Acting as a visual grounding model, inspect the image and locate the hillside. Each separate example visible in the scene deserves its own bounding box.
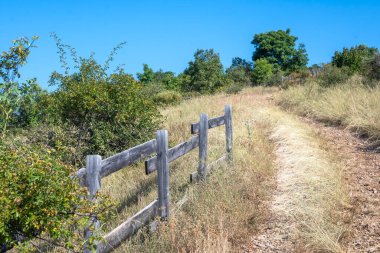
[94,87,379,252]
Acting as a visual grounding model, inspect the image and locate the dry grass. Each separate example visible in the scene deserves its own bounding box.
[255,107,350,252]
[44,86,352,252]
[99,88,277,252]
[279,76,380,142]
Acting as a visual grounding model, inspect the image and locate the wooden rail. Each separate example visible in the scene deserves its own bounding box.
[76,105,233,253]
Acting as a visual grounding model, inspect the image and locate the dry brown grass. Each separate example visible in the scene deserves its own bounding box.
[45,86,352,252]
[256,107,350,252]
[279,76,380,142]
[99,88,277,252]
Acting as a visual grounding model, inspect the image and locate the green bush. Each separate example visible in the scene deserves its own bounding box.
[266,70,284,87]
[47,34,163,159]
[252,59,274,85]
[0,143,88,251]
[332,44,378,74]
[153,90,182,105]
[140,82,166,97]
[50,68,161,158]
[318,65,351,87]
[365,54,380,81]
[225,82,244,94]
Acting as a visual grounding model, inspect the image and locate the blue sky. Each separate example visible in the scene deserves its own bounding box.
[1,0,379,90]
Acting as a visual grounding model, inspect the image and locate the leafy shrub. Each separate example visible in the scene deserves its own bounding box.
[153,90,182,105]
[317,65,351,87]
[365,54,380,81]
[0,37,42,138]
[48,37,162,158]
[266,70,284,87]
[252,58,274,85]
[50,68,161,157]
[0,142,101,251]
[225,82,244,94]
[140,82,165,97]
[281,69,311,88]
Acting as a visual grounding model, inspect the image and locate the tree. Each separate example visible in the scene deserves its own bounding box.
[0,36,43,138]
[332,44,378,74]
[226,57,253,85]
[137,64,154,84]
[182,49,224,93]
[251,29,308,72]
[252,59,274,85]
[153,70,180,90]
[230,57,253,72]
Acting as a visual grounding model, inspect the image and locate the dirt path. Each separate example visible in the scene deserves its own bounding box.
[242,103,380,252]
[303,118,380,253]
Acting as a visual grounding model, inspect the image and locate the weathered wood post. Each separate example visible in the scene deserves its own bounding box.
[84,155,102,253]
[224,105,233,163]
[156,130,170,219]
[198,113,208,180]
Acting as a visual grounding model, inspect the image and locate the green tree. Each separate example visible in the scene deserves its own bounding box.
[182,49,225,93]
[252,58,274,85]
[332,44,378,74]
[137,63,154,84]
[226,57,253,85]
[0,36,43,138]
[153,70,180,90]
[251,29,308,72]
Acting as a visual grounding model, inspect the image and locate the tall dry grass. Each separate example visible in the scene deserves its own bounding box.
[99,88,277,252]
[279,76,380,142]
[255,107,350,252]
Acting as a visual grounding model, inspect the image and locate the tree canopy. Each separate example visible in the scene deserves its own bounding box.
[332,44,379,74]
[251,29,308,72]
[182,49,224,93]
[252,58,274,84]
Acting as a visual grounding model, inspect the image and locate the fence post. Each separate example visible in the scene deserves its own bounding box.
[157,130,170,219]
[84,155,102,253]
[198,113,208,181]
[224,105,233,163]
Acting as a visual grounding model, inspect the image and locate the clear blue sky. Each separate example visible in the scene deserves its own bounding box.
[1,0,379,90]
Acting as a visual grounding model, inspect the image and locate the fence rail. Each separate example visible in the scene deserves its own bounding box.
[76,104,233,253]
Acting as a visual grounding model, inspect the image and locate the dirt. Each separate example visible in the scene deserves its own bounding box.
[242,103,380,252]
[304,118,380,253]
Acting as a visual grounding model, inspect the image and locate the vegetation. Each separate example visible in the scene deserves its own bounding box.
[1,26,379,252]
[0,37,43,138]
[258,107,349,252]
[225,57,253,86]
[0,143,103,252]
[101,89,276,252]
[279,76,380,142]
[182,49,225,93]
[332,44,378,74]
[0,36,158,251]
[251,29,308,73]
[252,58,274,85]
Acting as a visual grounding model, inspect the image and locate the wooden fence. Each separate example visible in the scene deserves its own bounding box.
[75,105,233,253]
